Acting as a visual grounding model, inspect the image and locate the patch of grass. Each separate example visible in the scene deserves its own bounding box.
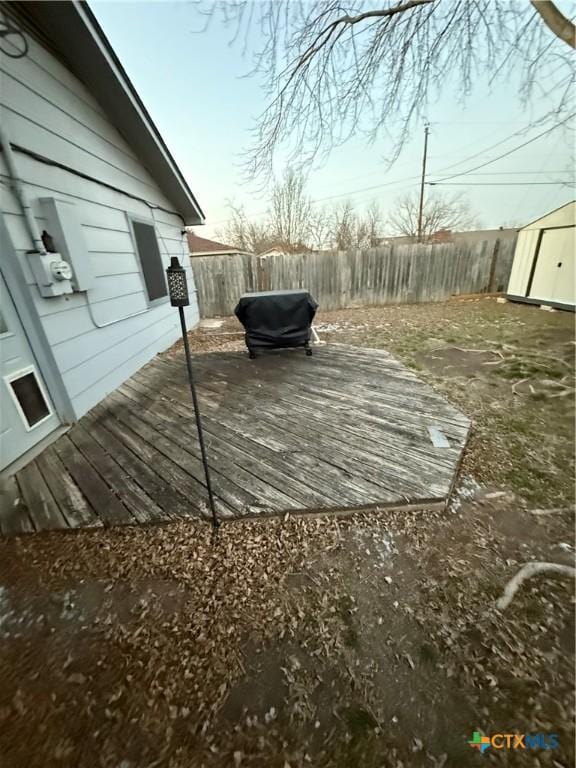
[329,704,381,768]
[529,392,548,402]
[338,595,359,649]
[419,641,438,663]
[342,625,359,649]
[505,418,530,435]
[492,360,566,380]
[318,299,575,509]
[342,705,378,737]
[485,403,574,506]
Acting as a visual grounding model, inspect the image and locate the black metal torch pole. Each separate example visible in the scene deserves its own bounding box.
[166,256,219,529]
[178,306,219,528]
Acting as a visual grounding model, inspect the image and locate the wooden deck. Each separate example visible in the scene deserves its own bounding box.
[0,344,470,535]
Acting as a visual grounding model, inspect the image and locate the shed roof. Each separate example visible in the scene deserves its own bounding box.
[7,1,204,225]
[520,200,576,231]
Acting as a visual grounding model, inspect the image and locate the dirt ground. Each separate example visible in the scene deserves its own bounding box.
[1,297,574,767]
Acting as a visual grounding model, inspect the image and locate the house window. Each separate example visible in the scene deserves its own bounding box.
[129,216,168,305]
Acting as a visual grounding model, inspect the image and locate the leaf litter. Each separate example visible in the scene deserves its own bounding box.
[0,297,574,767]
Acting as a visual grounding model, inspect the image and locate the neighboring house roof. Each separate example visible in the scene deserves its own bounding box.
[379,227,518,246]
[257,243,314,256]
[10,1,204,225]
[257,247,286,257]
[377,235,417,245]
[187,232,246,257]
[450,228,518,244]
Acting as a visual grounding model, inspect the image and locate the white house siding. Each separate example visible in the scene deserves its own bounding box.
[0,27,199,420]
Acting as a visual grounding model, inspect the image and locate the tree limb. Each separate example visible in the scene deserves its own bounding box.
[530,1,576,48]
[321,0,436,28]
[289,0,435,87]
[496,562,576,611]
[203,0,575,179]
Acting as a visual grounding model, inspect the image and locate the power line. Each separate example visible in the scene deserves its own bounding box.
[430,114,576,183]
[267,110,572,193]
[208,174,422,225]
[428,181,572,187]
[208,123,538,225]
[455,170,573,176]
[310,175,421,203]
[426,120,551,175]
[208,116,575,227]
[510,142,559,221]
[298,128,527,189]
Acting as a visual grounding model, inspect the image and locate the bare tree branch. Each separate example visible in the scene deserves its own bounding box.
[531,0,576,48]
[218,169,314,252]
[197,1,575,181]
[270,168,313,249]
[496,561,576,611]
[388,191,478,239]
[218,171,384,252]
[329,199,383,248]
[216,202,273,253]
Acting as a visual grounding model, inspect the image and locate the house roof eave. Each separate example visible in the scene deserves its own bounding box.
[10,1,205,225]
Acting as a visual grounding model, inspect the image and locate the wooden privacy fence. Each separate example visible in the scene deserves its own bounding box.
[191,238,516,318]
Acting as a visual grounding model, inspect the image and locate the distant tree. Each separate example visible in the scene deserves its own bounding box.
[388,192,478,240]
[199,1,575,179]
[217,202,273,253]
[269,169,313,249]
[330,200,356,250]
[308,206,332,250]
[363,201,383,247]
[329,199,383,249]
[219,170,313,253]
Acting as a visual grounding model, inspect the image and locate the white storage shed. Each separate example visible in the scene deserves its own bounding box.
[506,201,575,310]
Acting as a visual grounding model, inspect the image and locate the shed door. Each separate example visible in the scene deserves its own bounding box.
[529,226,575,305]
[548,227,574,305]
[0,270,61,472]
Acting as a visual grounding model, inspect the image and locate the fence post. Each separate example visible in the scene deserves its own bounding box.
[257,256,266,292]
[487,238,501,293]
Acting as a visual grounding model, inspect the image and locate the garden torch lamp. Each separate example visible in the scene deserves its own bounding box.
[166,257,219,528]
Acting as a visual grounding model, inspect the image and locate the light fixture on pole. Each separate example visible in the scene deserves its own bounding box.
[166,256,219,528]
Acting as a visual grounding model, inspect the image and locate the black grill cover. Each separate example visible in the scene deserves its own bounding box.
[234,290,318,348]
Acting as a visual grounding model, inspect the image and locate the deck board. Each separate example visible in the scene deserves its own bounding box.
[35,448,101,529]
[0,475,35,535]
[16,461,68,531]
[121,375,346,509]
[67,425,166,525]
[2,344,471,534]
[53,435,133,527]
[86,406,194,519]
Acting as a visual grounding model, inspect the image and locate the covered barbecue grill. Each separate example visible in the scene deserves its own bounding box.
[234,289,318,358]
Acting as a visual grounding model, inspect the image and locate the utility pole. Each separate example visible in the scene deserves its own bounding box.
[417,123,430,244]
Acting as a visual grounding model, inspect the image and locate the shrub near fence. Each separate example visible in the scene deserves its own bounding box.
[190,238,516,318]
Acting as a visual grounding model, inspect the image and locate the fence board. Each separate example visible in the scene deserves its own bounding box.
[191,238,516,318]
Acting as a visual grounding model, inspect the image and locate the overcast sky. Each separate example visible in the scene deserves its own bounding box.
[91,1,575,237]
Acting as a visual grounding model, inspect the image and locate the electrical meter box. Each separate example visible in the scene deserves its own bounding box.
[39,197,94,291]
[27,250,74,297]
